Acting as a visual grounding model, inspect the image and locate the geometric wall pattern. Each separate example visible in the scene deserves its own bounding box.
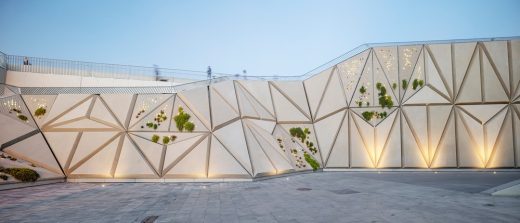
[1,39,519,181]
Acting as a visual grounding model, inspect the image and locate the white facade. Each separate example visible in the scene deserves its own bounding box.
[1,38,519,182]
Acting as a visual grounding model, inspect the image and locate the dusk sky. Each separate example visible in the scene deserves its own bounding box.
[1,0,519,76]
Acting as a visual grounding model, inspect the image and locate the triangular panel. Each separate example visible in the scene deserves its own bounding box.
[304,67,333,118]
[131,96,173,131]
[270,81,311,117]
[4,133,63,175]
[100,94,134,127]
[208,135,250,178]
[130,134,164,173]
[165,136,208,178]
[315,69,347,120]
[69,137,119,177]
[314,110,345,163]
[213,120,252,174]
[453,42,478,94]
[270,84,310,122]
[210,87,239,128]
[129,94,171,127]
[43,132,79,168]
[90,97,122,128]
[171,95,209,132]
[178,86,211,129]
[114,135,157,177]
[22,95,58,127]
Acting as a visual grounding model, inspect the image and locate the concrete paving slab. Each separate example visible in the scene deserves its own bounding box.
[0,172,519,222]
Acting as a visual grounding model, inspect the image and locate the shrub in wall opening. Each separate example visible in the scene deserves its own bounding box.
[412,78,424,90]
[402,80,408,89]
[162,135,177,145]
[359,86,367,94]
[174,106,195,132]
[183,121,195,132]
[34,106,46,118]
[17,114,28,122]
[0,168,40,182]
[151,134,160,143]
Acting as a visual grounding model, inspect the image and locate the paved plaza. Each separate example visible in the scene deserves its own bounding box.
[1,171,520,223]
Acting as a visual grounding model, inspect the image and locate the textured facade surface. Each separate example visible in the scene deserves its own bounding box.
[1,39,519,181]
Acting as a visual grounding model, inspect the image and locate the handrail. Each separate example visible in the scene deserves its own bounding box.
[2,36,519,89]
[5,55,234,82]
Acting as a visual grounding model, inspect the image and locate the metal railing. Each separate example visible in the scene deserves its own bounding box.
[0,51,6,69]
[299,36,520,79]
[6,55,232,83]
[2,36,519,93]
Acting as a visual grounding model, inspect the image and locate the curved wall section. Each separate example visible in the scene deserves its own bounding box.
[1,39,519,182]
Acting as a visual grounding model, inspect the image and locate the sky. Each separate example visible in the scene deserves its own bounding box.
[0,0,519,76]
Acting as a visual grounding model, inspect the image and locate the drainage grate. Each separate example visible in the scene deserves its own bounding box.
[329,189,359,195]
[297,187,312,191]
[141,216,159,223]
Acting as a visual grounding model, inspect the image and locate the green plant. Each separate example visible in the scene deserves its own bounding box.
[378,95,394,109]
[144,110,168,130]
[304,153,320,171]
[0,168,40,182]
[376,82,383,90]
[151,134,160,143]
[402,80,408,89]
[289,127,318,155]
[0,174,7,181]
[34,107,46,118]
[362,111,388,121]
[162,136,170,144]
[146,121,158,130]
[378,85,387,96]
[174,106,195,132]
[392,82,397,90]
[183,121,195,132]
[362,111,375,121]
[412,79,419,90]
[161,135,177,145]
[418,79,424,87]
[356,101,363,107]
[289,127,306,143]
[17,114,28,122]
[359,85,367,94]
